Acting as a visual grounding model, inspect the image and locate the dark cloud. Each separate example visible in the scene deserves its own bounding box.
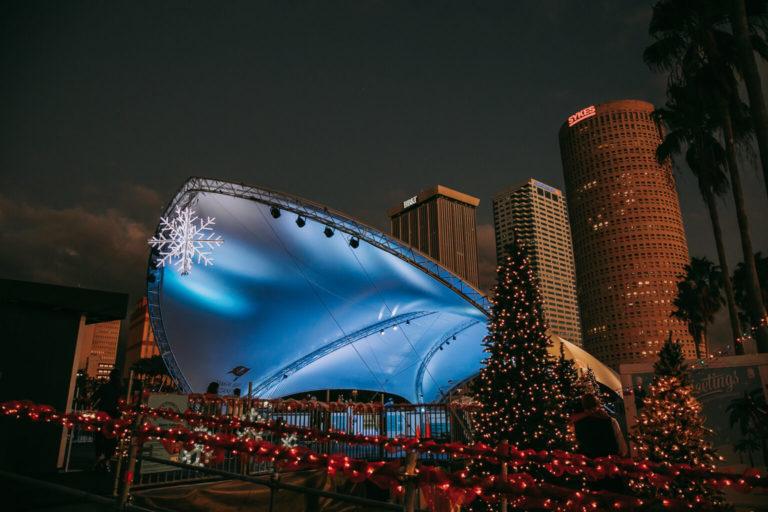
[0,189,156,299]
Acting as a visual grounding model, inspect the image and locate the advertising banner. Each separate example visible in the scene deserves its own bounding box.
[621,354,768,468]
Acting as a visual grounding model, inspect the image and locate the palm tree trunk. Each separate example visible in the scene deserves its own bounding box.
[730,0,768,202]
[703,188,744,355]
[722,106,768,352]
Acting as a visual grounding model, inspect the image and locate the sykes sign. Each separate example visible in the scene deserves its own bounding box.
[568,105,597,127]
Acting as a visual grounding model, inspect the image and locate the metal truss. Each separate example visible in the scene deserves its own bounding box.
[168,177,489,311]
[251,311,437,396]
[414,319,482,401]
[146,177,490,394]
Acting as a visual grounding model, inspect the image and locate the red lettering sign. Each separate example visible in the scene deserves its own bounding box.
[568,105,597,127]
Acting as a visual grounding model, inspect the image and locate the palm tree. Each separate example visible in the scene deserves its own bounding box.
[671,257,724,358]
[727,389,768,464]
[733,252,768,338]
[734,435,760,467]
[645,0,768,352]
[729,0,768,202]
[655,82,745,354]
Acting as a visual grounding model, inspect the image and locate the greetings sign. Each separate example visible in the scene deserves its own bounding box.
[628,364,764,467]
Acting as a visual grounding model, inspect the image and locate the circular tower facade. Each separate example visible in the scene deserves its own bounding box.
[559,99,695,368]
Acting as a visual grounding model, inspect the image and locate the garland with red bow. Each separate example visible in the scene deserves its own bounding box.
[1,400,764,511]
[124,402,765,489]
[186,393,481,412]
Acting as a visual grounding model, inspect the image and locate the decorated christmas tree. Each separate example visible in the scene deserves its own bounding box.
[554,342,582,415]
[631,336,725,508]
[471,240,574,451]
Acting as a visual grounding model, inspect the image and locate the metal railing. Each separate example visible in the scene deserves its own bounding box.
[125,395,476,495]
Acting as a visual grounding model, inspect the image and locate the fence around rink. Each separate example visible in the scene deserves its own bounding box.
[128,392,478,489]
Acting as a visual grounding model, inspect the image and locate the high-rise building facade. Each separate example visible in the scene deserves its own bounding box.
[77,319,121,379]
[493,179,582,345]
[559,99,695,368]
[389,185,480,288]
[122,297,160,378]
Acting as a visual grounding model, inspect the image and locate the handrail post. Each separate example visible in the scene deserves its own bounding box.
[117,395,143,510]
[402,450,418,512]
[113,370,135,496]
[500,440,509,512]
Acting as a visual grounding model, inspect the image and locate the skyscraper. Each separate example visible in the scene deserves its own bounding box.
[559,99,695,368]
[389,185,480,287]
[78,319,121,379]
[122,297,160,378]
[493,179,582,345]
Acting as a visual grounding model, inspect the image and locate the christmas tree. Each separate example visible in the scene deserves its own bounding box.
[554,342,582,415]
[631,336,725,508]
[471,240,574,451]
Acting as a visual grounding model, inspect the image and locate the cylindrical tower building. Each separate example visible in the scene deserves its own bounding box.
[559,99,695,369]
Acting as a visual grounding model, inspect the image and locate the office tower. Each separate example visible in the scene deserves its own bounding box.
[389,185,480,287]
[122,297,160,377]
[78,319,121,379]
[559,99,695,368]
[493,179,582,345]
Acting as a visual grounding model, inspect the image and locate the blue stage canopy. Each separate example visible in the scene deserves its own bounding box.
[148,178,490,403]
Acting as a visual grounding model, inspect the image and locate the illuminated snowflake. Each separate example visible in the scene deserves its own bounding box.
[148,206,224,275]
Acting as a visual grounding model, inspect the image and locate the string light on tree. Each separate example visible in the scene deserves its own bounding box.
[631,335,726,508]
[469,240,575,510]
[148,206,224,275]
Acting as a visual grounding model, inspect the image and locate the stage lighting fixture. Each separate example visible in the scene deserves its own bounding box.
[452,335,457,341]
[349,237,360,248]
[324,226,334,238]
[296,216,306,228]
[439,346,444,351]
[270,206,281,218]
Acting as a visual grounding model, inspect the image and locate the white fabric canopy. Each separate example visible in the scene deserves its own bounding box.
[548,335,622,394]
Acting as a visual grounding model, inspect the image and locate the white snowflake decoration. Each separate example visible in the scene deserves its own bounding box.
[179,425,213,467]
[281,432,298,448]
[148,206,224,275]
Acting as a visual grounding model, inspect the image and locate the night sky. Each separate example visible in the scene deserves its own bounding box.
[2,1,767,347]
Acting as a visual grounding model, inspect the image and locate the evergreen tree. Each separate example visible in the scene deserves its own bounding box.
[554,342,582,415]
[471,241,574,451]
[468,241,574,511]
[630,336,725,508]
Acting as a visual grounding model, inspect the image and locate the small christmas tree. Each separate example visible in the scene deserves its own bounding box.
[630,336,725,508]
[472,240,574,449]
[554,342,582,415]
